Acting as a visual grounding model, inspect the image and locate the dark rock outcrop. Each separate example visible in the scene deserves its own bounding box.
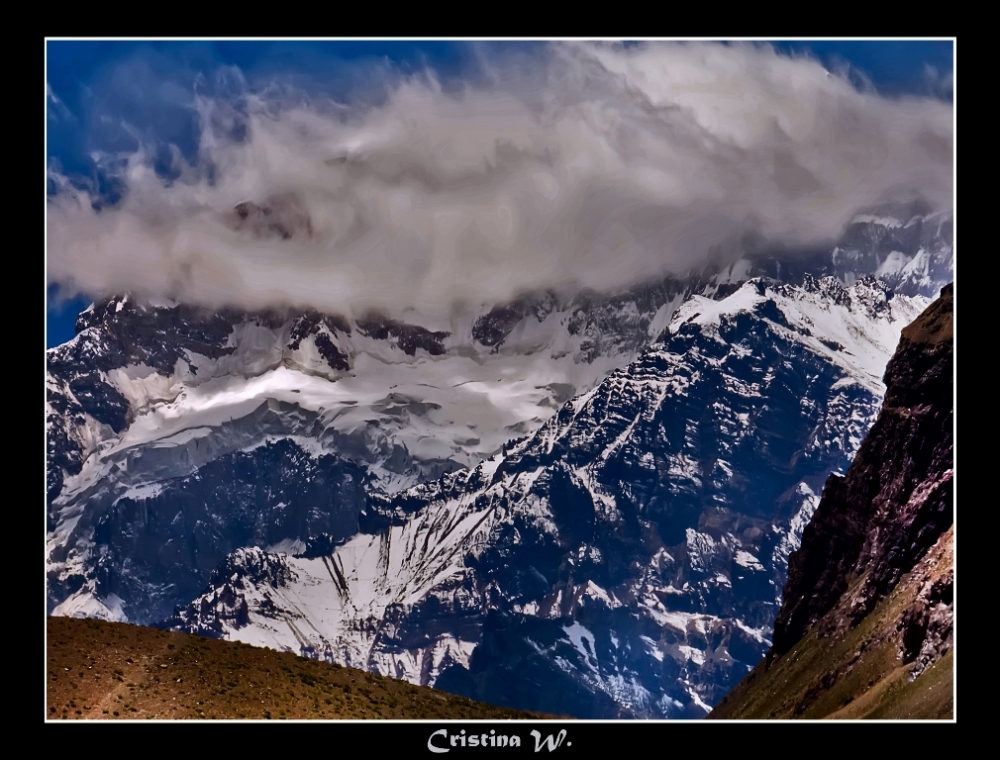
[232,195,313,240]
[76,439,369,624]
[356,313,449,356]
[161,547,299,638]
[472,305,523,349]
[772,284,953,656]
[709,283,953,720]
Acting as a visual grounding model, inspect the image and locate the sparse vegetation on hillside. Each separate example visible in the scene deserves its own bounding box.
[47,616,548,720]
[709,528,953,720]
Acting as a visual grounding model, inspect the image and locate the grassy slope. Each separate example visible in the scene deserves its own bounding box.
[709,529,953,720]
[46,616,550,720]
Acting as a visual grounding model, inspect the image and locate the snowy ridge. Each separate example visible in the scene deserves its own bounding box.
[48,285,697,510]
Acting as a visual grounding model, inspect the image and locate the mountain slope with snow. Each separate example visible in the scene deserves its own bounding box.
[46,276,707,624]
[45,206,950,716]
[164,276,930,718]
[710,285,953,720]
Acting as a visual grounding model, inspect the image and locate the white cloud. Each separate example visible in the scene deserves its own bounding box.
[924,64,954,98]
[46,42,953,318]
[46,83,75,122]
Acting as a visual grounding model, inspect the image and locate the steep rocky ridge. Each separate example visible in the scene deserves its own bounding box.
[709,284,953,719]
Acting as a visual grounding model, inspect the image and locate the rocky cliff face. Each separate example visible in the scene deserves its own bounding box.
[709,283,953,720]
[773,284,953,655]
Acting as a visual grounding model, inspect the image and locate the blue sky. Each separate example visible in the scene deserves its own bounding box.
[46,39,954,348]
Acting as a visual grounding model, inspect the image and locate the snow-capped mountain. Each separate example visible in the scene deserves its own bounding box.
[47,276,709,624]
[45,206,950,716]
[46,208,951,507]
[711,208,952,300]
[162,276,930,718]
[833,210,953,296]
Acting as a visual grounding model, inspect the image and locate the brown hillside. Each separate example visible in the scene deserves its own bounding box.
[709,526,953,719]
[46,616,550,720]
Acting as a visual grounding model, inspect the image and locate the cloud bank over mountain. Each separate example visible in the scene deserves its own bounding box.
[47,42,953,319]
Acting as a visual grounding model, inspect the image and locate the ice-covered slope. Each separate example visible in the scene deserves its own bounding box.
[165,276,929,718]
[46,286,693,502]
[46,280,703,624]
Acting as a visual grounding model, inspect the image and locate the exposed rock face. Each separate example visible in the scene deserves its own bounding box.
[288,311,351,370]
[472,305,525,349]
[709,283,953,720]
[355,313,450,356]
[773,284,953,655]
[79,440,367,624]
[231,195,313,240]
[168,548,300,638]
[899,542,954,681]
